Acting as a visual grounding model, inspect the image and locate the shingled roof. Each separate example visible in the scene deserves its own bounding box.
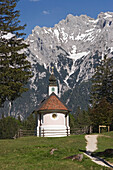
[37,92,70,114]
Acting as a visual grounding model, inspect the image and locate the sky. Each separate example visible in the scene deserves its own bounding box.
[16,0,113,38]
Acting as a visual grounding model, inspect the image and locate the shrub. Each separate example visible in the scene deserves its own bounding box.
[0,117,19,139]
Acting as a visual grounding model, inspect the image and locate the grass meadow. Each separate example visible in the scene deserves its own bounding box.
[0,132,113,170]
[94,131,113,164]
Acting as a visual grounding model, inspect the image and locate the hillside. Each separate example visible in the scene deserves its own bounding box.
[0,132,113,169]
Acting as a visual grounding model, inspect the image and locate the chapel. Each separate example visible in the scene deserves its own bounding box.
[36,68,70,137]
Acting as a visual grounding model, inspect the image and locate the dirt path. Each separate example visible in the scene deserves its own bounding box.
[84,134,113,168]
[85,135,98,152]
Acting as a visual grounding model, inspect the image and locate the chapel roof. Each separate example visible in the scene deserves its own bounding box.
[37,93,70,114]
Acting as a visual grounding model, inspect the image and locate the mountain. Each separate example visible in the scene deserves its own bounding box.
[1,12,113,119]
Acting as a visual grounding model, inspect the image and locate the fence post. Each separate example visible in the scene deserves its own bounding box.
[18,129,20,138]
[20,129,23,137]
[67,127,68,136]
[108,126,110,132]
[42,129,44,137]
[18,129,22,138]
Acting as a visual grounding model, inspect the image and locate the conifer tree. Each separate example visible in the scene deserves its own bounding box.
[90,56,113,106]
[89,55,113,131]
[0,0,32,109]
[75,110,91,128]
[89,98,113,131]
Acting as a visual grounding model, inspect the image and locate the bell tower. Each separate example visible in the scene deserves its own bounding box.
[49,67,58,96]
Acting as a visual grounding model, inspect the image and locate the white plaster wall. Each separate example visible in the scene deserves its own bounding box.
[49,86,58,96]
[67,114,69,127]
[39,125,70,137]
[37,113,70,137]
[42,113,65,126]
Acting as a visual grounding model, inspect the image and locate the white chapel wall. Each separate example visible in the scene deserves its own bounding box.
[42,113,65,126]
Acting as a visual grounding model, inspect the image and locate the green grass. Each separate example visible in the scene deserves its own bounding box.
[94,131,113,164]
[0,135,110,170]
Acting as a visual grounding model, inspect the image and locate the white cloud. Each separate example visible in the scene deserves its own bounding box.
[43,10,50,15]
[30,0,40,2]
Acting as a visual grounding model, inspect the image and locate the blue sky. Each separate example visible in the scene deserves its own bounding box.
[17,0,113,38]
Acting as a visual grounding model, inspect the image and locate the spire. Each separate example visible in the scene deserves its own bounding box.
[49,67,57,86]
[48,66,58,96]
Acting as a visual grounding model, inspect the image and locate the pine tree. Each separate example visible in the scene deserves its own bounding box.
[0,0,32,109]
[76,110,91,128]
[89,98,113,132]
[90,55,113,106]
[89,55,113,132]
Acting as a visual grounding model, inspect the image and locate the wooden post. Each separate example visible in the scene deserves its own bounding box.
[67,127,68,136]
[99,125,110,133]
[42,129,44,137]
[40,114,41,126]
[65,114,67,127]
[20,129,22,137]
[18,129,20,138]
[18,129,22,138]
[108,126,110,132]
[99,125,100,133]
[89,126,92,134]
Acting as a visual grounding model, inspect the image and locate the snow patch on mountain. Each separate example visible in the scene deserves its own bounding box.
[39,72,46,79]
[104,12,112,19]
[68,51,90,61]
[89,19,99,23]
[110,47,113,52]
[54,29,60,41]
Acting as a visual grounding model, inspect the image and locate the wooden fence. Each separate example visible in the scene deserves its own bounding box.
[17,126,92,138]
[71,126,92,135]
[40,127,70,137]
[17,129,37,138]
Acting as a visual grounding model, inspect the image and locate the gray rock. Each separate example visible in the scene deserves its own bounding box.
[64,154,83,161]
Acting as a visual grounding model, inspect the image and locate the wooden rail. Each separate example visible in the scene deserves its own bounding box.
[17,127,91,138]
[40,128,70,137]
[18,129,37,138]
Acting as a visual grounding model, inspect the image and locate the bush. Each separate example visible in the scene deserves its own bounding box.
[0,117,20,139]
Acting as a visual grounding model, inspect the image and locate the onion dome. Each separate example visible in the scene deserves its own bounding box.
[49,67,57,86]
[49,73,57,86]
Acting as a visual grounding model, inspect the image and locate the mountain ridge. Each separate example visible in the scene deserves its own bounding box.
[1,12,113,119]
